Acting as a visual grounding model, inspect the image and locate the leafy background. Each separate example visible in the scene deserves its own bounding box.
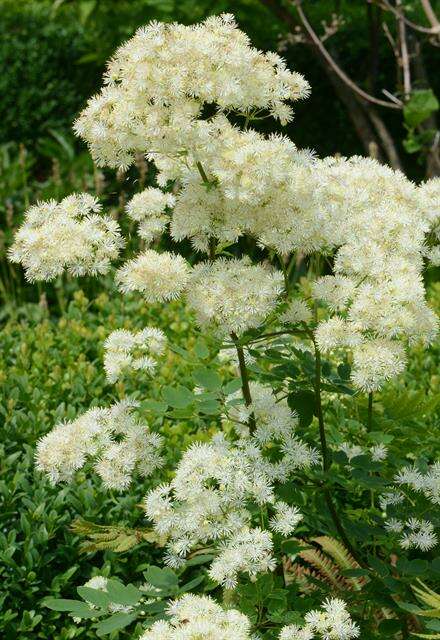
[2,0,440,638]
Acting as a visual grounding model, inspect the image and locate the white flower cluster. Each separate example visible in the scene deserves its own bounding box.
[126,188,175,243]
[187,258,284,336]
[280,598,359,640]
[35,400,163,490]
[139,594,252,640]
[419,177,440,264]
[279,299,313,325]
[381,465,440,551]
[338,442,388,463]
[395,462,440,504]
[144,431,304,587]
[209,527,276,588]
[227,381,319,479]
[74,14,309,169]
[313,157,438,392]
[103,327,167,382]
[169,132,334,256]
[385,517,438,551]
[115,249,190,302]
[8,194,123,282]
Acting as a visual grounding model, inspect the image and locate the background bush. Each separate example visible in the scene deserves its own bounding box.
[0,288,205,638]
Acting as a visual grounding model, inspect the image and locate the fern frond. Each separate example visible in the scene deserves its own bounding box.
[313,536,367,590]
[71,517,163,553]
[298,543,348,590]
[413,580,440,610]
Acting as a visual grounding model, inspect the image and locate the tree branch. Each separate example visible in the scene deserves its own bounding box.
[375,0,440,35]
[292,0,402,109]
[420,0,440,31]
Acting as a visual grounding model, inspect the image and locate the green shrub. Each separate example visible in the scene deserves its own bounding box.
[0,2,98,146]
[0,289,201,638]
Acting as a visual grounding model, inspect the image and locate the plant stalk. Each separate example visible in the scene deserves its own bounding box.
[310,314,367,568]
[367,391,373,431]
[231,331,256,433]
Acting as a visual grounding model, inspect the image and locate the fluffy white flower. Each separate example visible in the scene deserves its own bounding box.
[311,276,356,311]
[208,527,276,589]
[315,318,362,353]
[187,257,283,335]
[384,518,404,533]
[9,194,123,281]
[370,444,388,462]
[84,576,108,591]
[399,518,438,551]
[115,249,190,302]
[75,15,309,169]
[126,188,175,243]
[269,501,303,536]
[395,462,440,504]
[139,594,252,640]
[227,381,319,479]
[103,327,167,382]
[280,598,359,640]
[35,400,163,490]
[339,442,363,462]
[127,188,175,221]
[279,299,313,325]
[350,339,407,392]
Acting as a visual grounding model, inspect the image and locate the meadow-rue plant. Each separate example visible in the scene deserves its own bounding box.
[10,12,440,640]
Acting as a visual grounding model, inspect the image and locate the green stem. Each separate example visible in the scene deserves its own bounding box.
[277,254,290,296]
[196,161,210,184]
[231,331,256,434]
[367,392,373,431]
[310,309,367,568]
[208,237,217,261]
[314,340,330,472]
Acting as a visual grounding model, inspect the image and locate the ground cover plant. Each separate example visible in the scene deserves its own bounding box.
[7,13,440,640]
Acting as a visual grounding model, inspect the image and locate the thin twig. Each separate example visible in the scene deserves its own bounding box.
[396,0,412,98]
[292,0,402,109]
[375,0,440,35]
[420,0,440,31]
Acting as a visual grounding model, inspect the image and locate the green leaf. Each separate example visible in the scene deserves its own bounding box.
[43,598,86,612]
[194,338,209,359]
[105,580,142,606]
[404,89,439,127]
[197,399,221,415]
[44,599,98,619]
[77,586,111,608]
[192,367,222,391]
[223,378,242,395]
[141,400,168,415]
[398,601,423,614]
[185,554,214,566]
[95,612,137,636]
[396,558,429,576]
[337,363,351,380]
[287,390,315,427]
[282,539,309,556]
[143,566,179,591]
[178,575,205,592]
[161,385,194,408]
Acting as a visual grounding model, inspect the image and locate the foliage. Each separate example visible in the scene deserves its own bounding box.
[0,1,99,146]
[5,10,440,640]
[0,289,200,638]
